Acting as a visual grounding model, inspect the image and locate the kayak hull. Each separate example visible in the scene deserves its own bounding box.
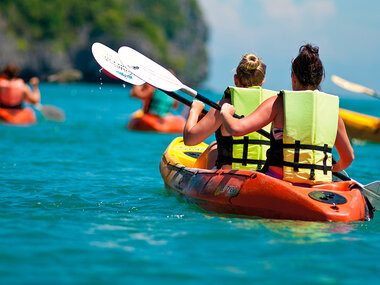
[160,137,370,222]
[339,108,380,143]
[0,107,36,125]
[127,110,185,133]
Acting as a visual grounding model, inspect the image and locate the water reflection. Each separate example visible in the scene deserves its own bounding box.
[224,216,359,244]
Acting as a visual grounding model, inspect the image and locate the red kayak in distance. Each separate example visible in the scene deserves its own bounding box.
[0,107,36,125]
[127,109,185,133]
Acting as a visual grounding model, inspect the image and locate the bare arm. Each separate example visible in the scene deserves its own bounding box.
[24,77,40,104]
[172,100,179,110]
[331,116,354,172]
[220,96,279,136]
[183,99,227,146]
[130,83,155,100]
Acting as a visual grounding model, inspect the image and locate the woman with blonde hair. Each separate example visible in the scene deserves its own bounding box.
[184,53,276,170]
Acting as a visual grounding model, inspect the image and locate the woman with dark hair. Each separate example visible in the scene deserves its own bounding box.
[0,63,41,124]
[0,63,40,109]
[220,44,354,185]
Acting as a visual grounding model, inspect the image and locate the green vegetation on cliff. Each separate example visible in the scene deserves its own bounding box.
[0,0,208,85]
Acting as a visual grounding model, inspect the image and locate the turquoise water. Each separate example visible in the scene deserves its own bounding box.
[1,83,380,284]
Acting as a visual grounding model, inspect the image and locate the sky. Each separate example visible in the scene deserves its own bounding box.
[198,0,379,97]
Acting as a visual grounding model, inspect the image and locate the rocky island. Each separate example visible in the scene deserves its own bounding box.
[0,0,208,86]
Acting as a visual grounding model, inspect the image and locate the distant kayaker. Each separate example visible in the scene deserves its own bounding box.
[0,63,41,109]
[220,44,354,185]
[130,81,180,117]
[184,53,275,170]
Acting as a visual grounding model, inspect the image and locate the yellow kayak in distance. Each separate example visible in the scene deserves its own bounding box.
[339,108,380,144]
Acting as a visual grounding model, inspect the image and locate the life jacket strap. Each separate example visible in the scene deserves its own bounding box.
[282,161,332,171]
[230,158,266,170]
[283,140,332,179]
[323,144,329,175]
[232,136,271,167]
[283,142,332,152]
[232,138,271,146]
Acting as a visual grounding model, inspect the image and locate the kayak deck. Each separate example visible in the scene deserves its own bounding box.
[160,137,370,222]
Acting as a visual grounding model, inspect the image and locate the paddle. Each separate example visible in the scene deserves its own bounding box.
[362,181,380,210]
[333,171,379,209]
[91,42,207,115]
[117,46,271,138]
[331,75,380,99]
[34,103,65,122]
[92,42,145,86]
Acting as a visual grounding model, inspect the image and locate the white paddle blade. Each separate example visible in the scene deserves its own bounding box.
[363,181,380,210]
[41,105,66,122]
[91,42,144,85]
[118,46,183,92]
[34,103,65,122]
[331,75,375,95]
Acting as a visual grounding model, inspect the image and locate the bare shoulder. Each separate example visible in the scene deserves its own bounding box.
[13,78,29,90]
[256,94,282,123]
[259,94,282,110]
[13,78,26,85]
[218,98,231,105]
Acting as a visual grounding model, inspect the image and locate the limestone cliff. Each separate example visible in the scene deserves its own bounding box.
[0,0,208,86]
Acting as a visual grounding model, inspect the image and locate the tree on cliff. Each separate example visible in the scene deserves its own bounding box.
[0,0,208,86]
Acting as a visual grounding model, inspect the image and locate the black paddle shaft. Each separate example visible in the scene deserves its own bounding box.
[162,89,270,138]
[195,93,270,138]
[160,89,207,115]
[332,171,350,181]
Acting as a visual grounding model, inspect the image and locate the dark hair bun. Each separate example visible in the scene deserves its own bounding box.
[301,44,319,55]
[292,44,324,89]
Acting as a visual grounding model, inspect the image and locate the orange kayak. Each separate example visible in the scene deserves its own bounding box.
[0,107,36,125]
[339,108,380,143]
[160,137,372,222]
[127,109,185,133]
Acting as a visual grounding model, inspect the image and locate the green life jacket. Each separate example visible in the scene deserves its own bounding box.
[282,90,339,184]
[229,86,277,170]
[148,89,174,117]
